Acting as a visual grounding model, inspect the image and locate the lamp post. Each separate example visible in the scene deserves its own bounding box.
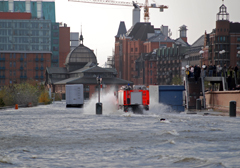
[96,76,102,115]
[237,51,240,65]
[199,50,204,68]
[219,50,225,68]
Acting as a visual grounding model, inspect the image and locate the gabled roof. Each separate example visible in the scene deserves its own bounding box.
[54,77,80,84]
[147,33,174,43]
[191,35,204,47]
[46,67,68,74]
[175,38,190,47]
[115,21,127,38]
[70,65,113,74]
[126,22,154,41]
[55,77,133,85]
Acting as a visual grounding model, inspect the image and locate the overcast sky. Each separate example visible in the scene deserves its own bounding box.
[55,0,240,66]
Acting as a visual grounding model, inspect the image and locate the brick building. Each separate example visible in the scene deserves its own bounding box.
[204,3,240,67]
[114,22,175,85]
[0,0,70,86]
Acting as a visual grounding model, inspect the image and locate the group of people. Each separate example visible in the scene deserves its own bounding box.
[185,64,239,87]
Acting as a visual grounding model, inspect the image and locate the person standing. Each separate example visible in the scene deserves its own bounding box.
[234,64,239,78]
[208,63,213,77]
[216,65,222,77]
[223,64,227,77]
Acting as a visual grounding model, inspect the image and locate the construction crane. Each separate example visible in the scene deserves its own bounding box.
[68,0,168,22]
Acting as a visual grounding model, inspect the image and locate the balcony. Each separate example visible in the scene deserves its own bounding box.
[20,66,24,71]
[35,67,39,71]
[35,58,39,62]
[20,58,24,62]
[0,58,5,61]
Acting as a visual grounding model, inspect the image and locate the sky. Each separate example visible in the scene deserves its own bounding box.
[55,0,240,66]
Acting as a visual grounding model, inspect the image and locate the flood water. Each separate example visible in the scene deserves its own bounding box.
[0,92,240,168]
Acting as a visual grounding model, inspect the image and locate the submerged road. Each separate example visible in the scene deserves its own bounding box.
[0,98,239,167]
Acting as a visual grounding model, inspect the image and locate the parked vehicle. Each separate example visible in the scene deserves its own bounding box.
[66,84,84,108]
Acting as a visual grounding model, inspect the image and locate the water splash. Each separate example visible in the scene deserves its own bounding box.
[83,87,119,115]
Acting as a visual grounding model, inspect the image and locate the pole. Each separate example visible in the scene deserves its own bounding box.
[98,82,100,103]
[96,76,102,115]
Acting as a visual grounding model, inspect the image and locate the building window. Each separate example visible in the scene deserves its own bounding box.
[135,48,138,52]
[53,32,59,37]
[10,71,12,76]
[13,53,16,59]
[237,37,240,42]
[24,53,27,58]
[53,25,58,30]
[24,62,27,67]
[150,78,152,84]
[53,46,59,51]
[10,53,12,58]
[13,71,16,76]
[10,62,12,67]
[53,39,58,44]
[13,62,16,67]
[131,48,133,52]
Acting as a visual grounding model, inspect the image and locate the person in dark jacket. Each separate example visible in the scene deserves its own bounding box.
[234,65,239,78]
[194,65,201,83]
[208,63,213,77]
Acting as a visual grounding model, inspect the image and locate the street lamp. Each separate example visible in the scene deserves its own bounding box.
[96,75,102,115]
[199,50,204,68]
[219,50,225,67]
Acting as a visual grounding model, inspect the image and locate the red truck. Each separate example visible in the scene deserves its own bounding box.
[117,85,149,114]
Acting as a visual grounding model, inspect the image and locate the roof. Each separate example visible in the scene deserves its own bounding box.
[65,44,97,65]
[126,22,154,41]
[115,21,127,38]
[46,67,68,74]
[53,77,79,84]
[55,77,133,85]
[147,33,174,43]
[175,38,190,47]
[191,35,204,47]
[70,65,114,74]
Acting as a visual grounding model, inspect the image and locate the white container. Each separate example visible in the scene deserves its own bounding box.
[66,84,84,108]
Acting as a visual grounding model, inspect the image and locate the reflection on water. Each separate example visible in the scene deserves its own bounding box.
[0,95,240,167]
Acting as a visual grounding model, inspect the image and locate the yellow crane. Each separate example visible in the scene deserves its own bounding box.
[68,0,168,22]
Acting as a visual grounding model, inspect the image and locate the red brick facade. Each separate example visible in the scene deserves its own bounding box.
[0,53,51,86]
[0,12,31,20]
[59,27,70,67]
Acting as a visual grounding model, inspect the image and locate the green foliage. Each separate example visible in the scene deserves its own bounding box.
[0,86,14,106]
[39,91,52,104]
[0,98,5,107]
[13,83,40,106]
[54,93,62,101]
[171,76,183,85]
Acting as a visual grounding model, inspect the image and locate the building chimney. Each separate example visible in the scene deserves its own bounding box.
[179,25,188,43]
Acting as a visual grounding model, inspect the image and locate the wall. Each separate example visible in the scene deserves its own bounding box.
[0,12,31,19]
[205,91,240,112]
[59,27,70,67]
